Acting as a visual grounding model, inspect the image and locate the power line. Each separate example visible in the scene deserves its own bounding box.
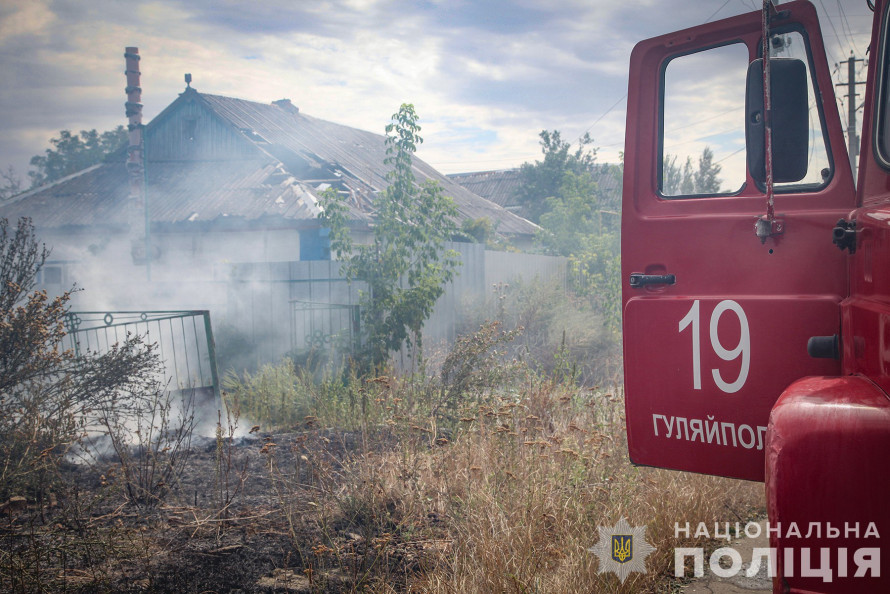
[705,0,734,23]
[583,95,627,136]
[714,146,745,164]
[816,0,846,65]
[664,106,742,134]
[836,0,861,56]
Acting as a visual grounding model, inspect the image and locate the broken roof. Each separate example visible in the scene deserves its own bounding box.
[1,89,537,237]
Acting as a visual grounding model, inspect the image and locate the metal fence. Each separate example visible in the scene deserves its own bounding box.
[290,300,360,361]
[63,310,221,401]
[57,248,567,373]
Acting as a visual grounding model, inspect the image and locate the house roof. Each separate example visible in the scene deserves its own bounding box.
[447,169,522,210]
[196,93,536,234]
[1,89,537,237]
[449,164,624,215]
[0,158,322,229]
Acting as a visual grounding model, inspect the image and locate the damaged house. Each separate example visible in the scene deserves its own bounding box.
[0,56,547,368]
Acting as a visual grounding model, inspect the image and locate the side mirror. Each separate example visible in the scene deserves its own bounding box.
[746,58,809,184]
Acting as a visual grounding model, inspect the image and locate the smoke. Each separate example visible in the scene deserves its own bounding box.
[38,224,568,391]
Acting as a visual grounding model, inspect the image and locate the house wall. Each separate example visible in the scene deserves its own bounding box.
[37,226,300,305]
[147,95,257,162]
[37,227,564,375]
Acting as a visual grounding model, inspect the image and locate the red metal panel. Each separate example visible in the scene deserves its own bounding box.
[626,296,840,481]
[622,1,855,480]
[846,167,890,397]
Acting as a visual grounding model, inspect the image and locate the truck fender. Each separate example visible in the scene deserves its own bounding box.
[766,375,890,592]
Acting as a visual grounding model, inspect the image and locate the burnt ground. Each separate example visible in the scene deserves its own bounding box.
[0,428,449,593]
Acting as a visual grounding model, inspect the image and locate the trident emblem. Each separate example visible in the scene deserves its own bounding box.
[612,535,633,564]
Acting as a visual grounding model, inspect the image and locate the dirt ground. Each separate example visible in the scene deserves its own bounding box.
[1,428,445,593]
[682,520,771,594]
[2,418,765,593]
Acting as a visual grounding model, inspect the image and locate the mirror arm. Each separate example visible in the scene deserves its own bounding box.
[755,0,779,241]
[754,0,787,244]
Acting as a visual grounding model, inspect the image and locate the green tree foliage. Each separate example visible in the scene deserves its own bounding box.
[516,130,623,332]
[28,126,128,188]
[459,217,493,244]
[663,146,723,195]
[538,170,601,257]
[319,104,460,372]
[515,130,597,223]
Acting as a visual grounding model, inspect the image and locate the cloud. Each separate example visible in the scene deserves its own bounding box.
[0,1,55,44]
[0,0,874,181]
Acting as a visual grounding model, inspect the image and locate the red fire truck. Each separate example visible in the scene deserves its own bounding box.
[622,1,889,591]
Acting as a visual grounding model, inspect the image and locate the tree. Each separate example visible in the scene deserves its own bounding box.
[0,166,22,201]
[319,104,460,372]
[537,169,601,257]
[459,217,493,244]
[515,130,597,223]
[0,217,160,501]
[694,147,722,193]
[663,146,722,195]
[28,126,128,188]
[516,130,623,332]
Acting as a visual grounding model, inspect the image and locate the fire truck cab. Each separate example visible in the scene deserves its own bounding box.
[621,1,890,591]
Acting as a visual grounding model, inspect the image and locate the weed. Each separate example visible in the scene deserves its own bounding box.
[213,394,248,528]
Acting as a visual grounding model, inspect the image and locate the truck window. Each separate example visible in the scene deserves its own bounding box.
[660,43,748,197]
[659,31,831,197]
[769,30,831,189]
[876,2,890,167]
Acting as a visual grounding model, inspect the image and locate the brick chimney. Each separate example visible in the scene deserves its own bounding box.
[125,47,151,272]
[125,47,144,226]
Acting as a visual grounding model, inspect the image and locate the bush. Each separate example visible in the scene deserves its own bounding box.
[222,359,310,430]
[0,217,161,502]
[458,279,621,386]
[436,320,523,416]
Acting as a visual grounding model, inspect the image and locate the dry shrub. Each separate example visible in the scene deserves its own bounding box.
[0,218,163,504]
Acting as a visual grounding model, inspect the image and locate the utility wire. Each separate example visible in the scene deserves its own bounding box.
[583,95,627,136]
[705,0,734,23]
[816,0,846,65]
[714,146,745,164]
[836,0,861,56]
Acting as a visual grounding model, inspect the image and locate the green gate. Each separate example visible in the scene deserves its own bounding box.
[63,310,221,402]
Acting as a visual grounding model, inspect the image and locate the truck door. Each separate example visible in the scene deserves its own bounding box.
[622,1,855,481]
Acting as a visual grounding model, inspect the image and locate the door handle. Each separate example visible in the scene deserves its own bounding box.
[629,273,676,288]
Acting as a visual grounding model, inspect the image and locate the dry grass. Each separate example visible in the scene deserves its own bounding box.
[1,356,762,592]
[277,374,763,593]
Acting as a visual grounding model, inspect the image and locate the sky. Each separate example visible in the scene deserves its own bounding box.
[0,0,875,185]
